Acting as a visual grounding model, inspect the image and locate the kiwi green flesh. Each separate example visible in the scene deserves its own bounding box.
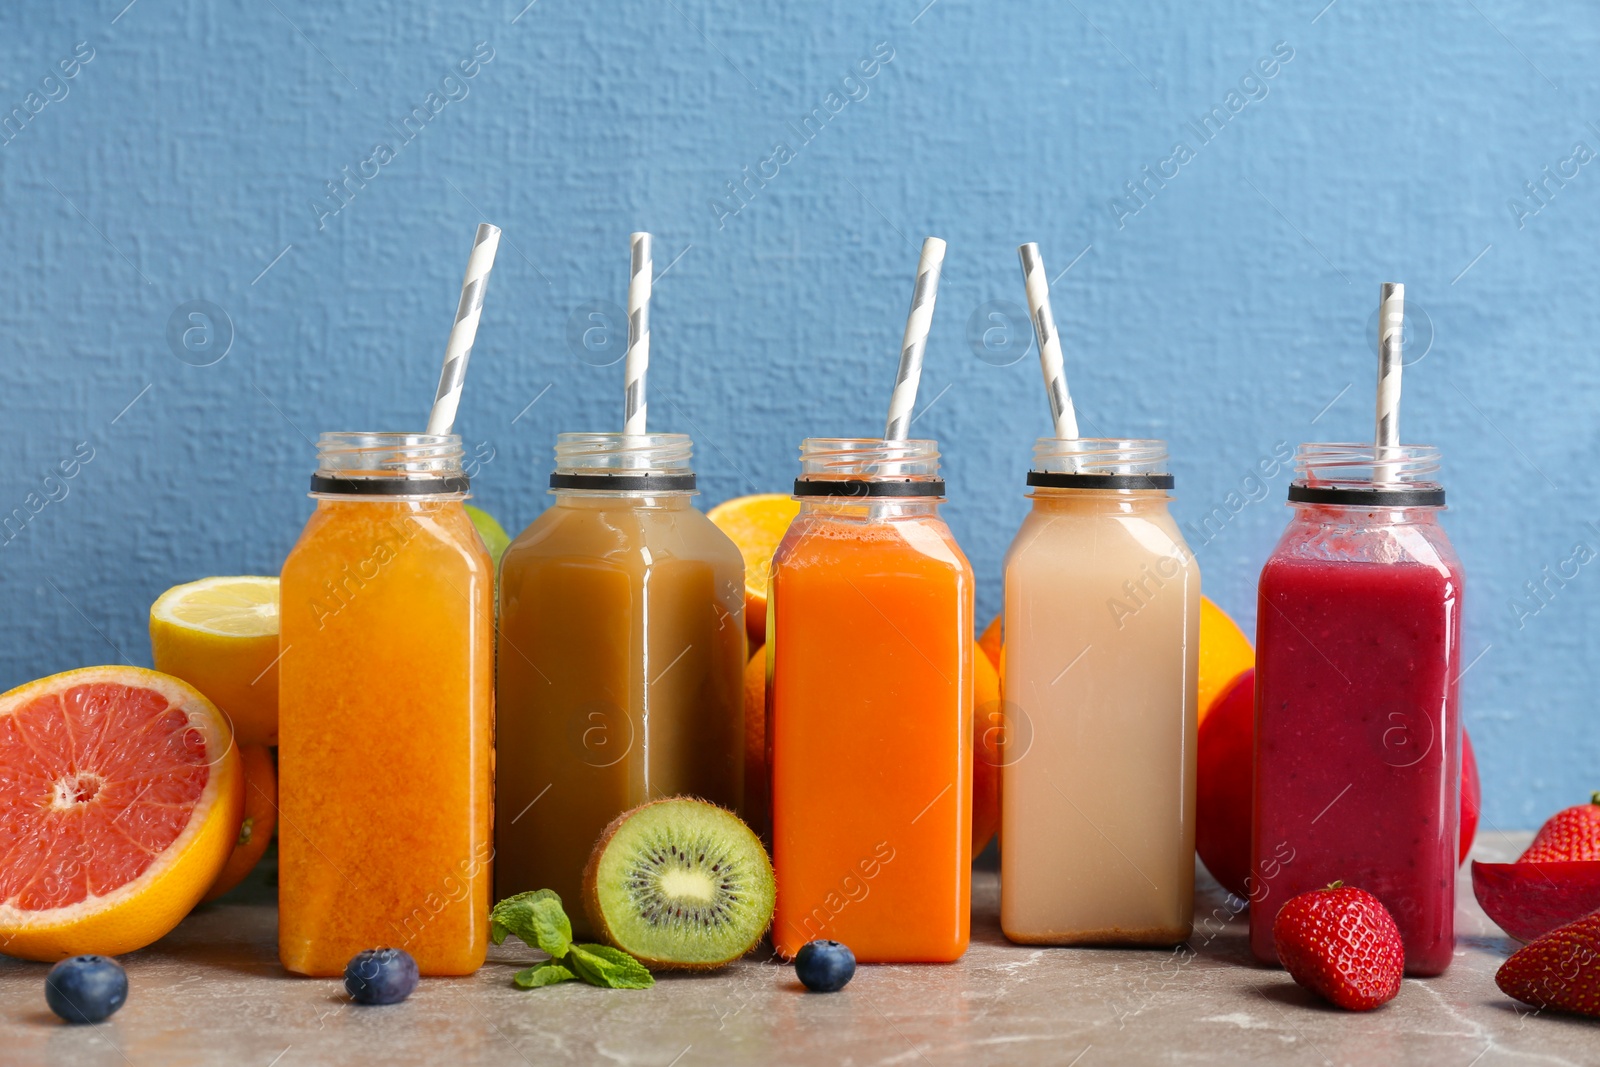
[587,798,775,969]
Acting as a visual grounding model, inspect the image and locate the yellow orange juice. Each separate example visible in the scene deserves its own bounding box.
[278,434,493,977]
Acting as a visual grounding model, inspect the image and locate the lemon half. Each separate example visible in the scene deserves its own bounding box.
[150,576,281,745]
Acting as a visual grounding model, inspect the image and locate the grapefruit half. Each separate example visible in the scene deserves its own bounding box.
[0,666,242,961]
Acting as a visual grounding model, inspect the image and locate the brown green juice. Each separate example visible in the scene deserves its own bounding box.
[494,491,745,931]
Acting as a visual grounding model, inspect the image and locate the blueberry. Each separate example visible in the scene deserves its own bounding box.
[794,939,855,992]
[344,948,419,1005]
[45,955,128,1024]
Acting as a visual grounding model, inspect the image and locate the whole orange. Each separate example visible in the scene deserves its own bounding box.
[706,494,801,646]
[741,646,769,839]
[202,744,278,902]
[1197,597,1253,729]
[971,641,1002,856]
[978,613,1002,673]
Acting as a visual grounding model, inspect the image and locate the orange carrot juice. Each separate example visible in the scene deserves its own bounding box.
[278,433,493,977]
[769,438,973,962]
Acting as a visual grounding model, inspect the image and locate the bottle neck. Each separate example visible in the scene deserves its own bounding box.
[1028,487,1172,514]
[552,489,697,509]
[796,497,944,521]
[1031,436,1169,476]
[792,437,944,510]
[1273,497,1459,572]
[549,431,696,498]
[1287,500,1444,526]
[311,432,467,501]
[1288,442,1445,506]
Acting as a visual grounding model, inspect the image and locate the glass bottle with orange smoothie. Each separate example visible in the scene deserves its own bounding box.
[999,438,1198,945]
[769,438,973,962]
[493,433,746,928]
[278,433,493,976]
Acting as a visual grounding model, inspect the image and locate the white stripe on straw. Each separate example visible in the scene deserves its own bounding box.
[426,223,502,435]
[1017,242,1079,440]
[883,236,947,441]
[1375,282,1404,484]
[623,232,653,435]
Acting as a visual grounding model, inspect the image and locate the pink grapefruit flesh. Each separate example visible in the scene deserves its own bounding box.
[0,666,241,961]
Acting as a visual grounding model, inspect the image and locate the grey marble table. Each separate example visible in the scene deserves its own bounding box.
[2,831,1594,1066]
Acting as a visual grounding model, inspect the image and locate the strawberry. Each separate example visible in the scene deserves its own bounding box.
[1272,882,1404,1011]
[1520,793,1600,863]
[1495,908,1600,1016]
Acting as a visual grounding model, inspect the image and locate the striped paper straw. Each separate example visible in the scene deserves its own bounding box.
[425,223,502,436]
[1374,282,1404,484]
[883,236,947,441]
[623,232,652,435]
[1017,242,1079,441]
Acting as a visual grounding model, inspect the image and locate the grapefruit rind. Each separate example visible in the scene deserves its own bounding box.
[0,665,242,962]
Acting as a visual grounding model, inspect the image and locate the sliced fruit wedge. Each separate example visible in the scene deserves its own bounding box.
[150,575,280,746]
[583,797,774,970]
[1471,859,1600,942]
[151,575,278,637]
[0,666,242,961]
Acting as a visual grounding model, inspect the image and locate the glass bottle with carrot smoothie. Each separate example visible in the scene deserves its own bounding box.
[494,432,745,928]
[278,433,493,976]
[1250,443,1462,975]
[769,438,974,962]
[1000,438,1198,945]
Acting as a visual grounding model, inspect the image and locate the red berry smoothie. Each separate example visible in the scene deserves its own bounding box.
[1250,508,1462,976]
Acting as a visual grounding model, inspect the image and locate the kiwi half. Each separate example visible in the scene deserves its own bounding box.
[582,797,775,970]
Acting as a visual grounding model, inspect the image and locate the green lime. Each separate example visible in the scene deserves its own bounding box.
[465,504,512,569]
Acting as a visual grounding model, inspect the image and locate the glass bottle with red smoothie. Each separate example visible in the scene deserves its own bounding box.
[1250,443,1463,976]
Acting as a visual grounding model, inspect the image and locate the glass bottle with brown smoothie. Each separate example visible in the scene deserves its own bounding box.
[494,432,745,930]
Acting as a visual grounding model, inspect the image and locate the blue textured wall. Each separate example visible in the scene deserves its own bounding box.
[2,1,1596,826]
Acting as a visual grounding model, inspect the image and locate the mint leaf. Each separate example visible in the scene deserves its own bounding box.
[492,891,653,991]
[490,889,572,957]
[524,897,572,957]
[568,943,655,989]
[490,889,546,946]
[513,961,577,989]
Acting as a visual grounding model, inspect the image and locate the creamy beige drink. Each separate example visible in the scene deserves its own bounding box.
[999,438,1198,945]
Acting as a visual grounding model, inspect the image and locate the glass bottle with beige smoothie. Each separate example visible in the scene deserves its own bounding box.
[999,437,1199,945]
[493,432,746,930]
